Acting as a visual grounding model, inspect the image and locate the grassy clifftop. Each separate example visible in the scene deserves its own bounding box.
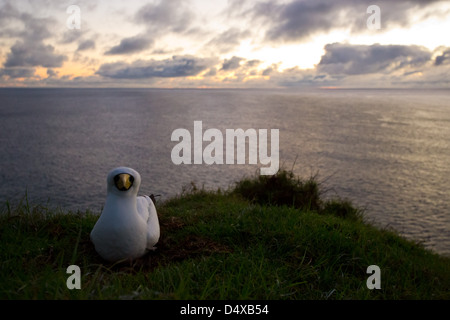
[1,170,449,299]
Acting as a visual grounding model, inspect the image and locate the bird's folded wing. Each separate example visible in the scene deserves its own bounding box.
[137,195,160,249]
[136,196,151,222]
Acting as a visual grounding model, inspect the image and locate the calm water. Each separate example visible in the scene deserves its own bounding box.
[1,88,449,256]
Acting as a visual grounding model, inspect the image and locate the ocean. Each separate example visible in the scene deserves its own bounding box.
[0,87,449,256]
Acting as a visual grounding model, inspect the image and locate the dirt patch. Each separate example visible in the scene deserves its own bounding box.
[105,215,233,272]
[112,235,232,272]
[149,234,231,265]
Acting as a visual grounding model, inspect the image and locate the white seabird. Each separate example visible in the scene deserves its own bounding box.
[90,167,160,262]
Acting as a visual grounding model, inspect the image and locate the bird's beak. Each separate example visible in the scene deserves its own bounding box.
[114,173,134,191]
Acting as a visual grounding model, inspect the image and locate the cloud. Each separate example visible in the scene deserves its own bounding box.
[104,0,196,56]
[265,66,332,87]
[0,67,35,78]
[221,56,245,71]
[214,57,265,83]
[318,43,431,75]
[77,39,96,52]
[204,67,217,77]
[1,0,448,88]
[46,68,58,78]
[256,1,343,42]
[105,35,153,55]
[4,41,67,68]
[252,0,444,43]
[246,60,262,68]
[134,0,194,34]
[96,56,215,79]
[223,0,254,18]
[60,30,84,44]
[434,48,450,66]
[0,2,67,71]
[0,5,53,41]
[206,28,251,54]
[403,70,422,77]
[261,63,280,76]
[258,42,447,88]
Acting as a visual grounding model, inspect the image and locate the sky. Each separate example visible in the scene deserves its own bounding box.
[0,0,450,88]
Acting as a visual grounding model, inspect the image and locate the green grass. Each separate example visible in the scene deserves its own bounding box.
[1,170,449,300]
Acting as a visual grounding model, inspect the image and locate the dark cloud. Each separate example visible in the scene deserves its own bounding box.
[262,63,280,76]
[267,67,331,87]
[252,0,443,43]
[0,3,55,41]
[259,42,447,88]
[403,70,422,77]
[318,43,431,75]
[262,68,273,76]
[105,35,153,55]
[77,39,96,52]
[96,56,215,79]
[104,0,194,56]
[0,2,67,71]
[151,47,184,55]
[223,0,253,18]
[205,67,217,77]
[434,49,450,66]
[134,0,194,34]
[46,68,58,78]
[60,30,84,44]
[246,60,262,67]
[4,41,67,68]
[206,28,251,53]
[221,56,245,71]
[0,67,35,78]
[216,57,264,83]
[257,1,342,42]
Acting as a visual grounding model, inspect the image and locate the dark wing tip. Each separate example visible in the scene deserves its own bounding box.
[149,194,161,205]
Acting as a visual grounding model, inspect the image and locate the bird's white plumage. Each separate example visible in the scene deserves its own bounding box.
[90,167,160,262]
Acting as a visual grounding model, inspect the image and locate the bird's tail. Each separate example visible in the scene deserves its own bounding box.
[149,194,161,205]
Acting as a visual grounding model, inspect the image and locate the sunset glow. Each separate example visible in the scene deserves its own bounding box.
[1,0,449,88]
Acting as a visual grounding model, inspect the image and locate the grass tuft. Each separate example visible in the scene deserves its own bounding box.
[232,168,363,221]
[233,169,321,211]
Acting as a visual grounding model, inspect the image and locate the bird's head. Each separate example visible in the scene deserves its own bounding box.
[106,167,141,196]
